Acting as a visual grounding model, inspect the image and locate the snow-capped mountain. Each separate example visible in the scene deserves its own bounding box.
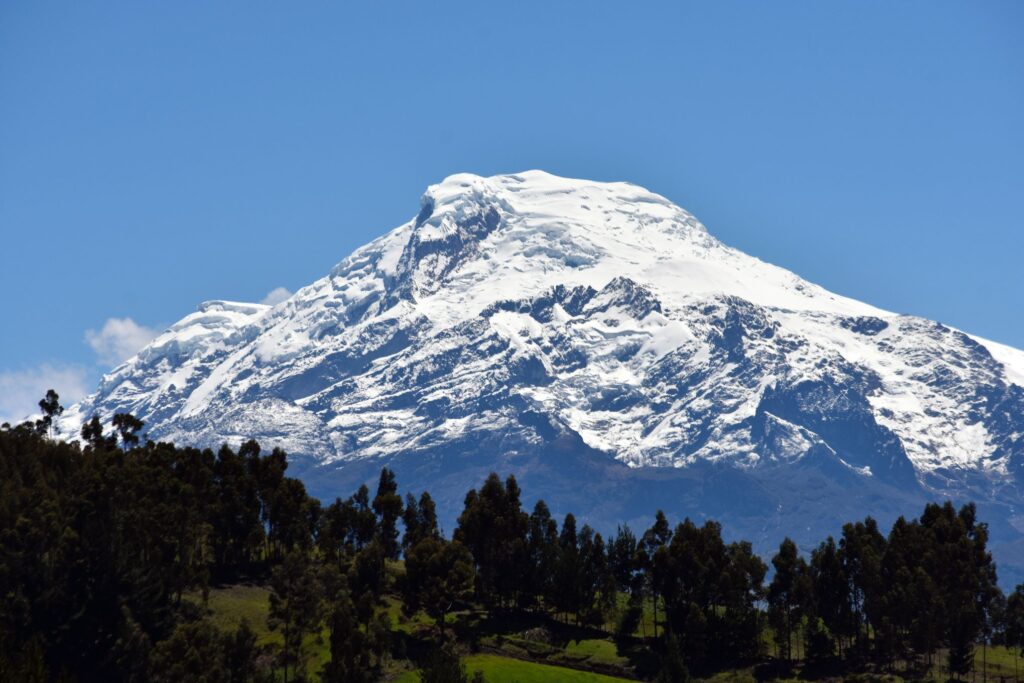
[61,171,1024,578]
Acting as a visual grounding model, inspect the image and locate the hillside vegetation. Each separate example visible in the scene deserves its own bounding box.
[4,398,1024,681]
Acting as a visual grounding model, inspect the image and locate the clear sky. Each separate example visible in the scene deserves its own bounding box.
[1,1,1022,422]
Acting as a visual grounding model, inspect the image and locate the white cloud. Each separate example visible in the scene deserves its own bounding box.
[0,317,161,425]
[85,317,159,367]
[260,286,292,306]
[0,364,90,426]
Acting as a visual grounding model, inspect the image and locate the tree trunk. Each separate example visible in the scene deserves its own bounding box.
[282,626,289,683]
[653,594,658,639]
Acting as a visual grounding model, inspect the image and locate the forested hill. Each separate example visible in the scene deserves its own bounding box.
[1,413,1021,682]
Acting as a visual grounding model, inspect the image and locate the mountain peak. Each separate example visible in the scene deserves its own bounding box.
[418,170,705,240]
[374,170,887,325]
[60,169,1024,581]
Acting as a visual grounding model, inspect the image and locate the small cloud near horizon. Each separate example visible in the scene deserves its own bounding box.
[2,316,162,424]
[260,287,292,306]
[0,364,90,426]
[85,317,159,367]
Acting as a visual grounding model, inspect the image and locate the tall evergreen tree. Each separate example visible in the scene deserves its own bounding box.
[640,510,673,640]
[1005,584,1024,679]
[655,633,690,683]
[349,485,377,550]
[578,525,612,626]
[453,473,528,609]
[418,492,439,539]
[35,389,63,438]
[268,550,324,683]
[526,500,559,607]
[319,497,355,562]
[111,412,145,450]
[372,469,403,561]
[810,536,852,657]
[402,491,441,551]
[719,540,768,663]
[919,502,998,680]
[768,538,810,661]
[79,414,114,450]
[608,525,640,595]
[403,537,475,635]
[552,513,583,622]
[839,517,885,658]
[321,586,372,683]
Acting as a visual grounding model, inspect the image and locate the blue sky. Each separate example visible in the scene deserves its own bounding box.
[1,1,1022,421]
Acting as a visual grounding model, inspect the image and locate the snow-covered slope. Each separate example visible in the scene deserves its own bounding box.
[61,170,1024,575]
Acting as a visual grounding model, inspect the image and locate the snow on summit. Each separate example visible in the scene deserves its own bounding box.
[377,170,884,324]
[61,170,1024,574]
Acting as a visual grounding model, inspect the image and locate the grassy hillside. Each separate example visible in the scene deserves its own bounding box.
[188,582,1024,683]
[186,585,334,678]
[394,654,636,682]
[187,582,650,681]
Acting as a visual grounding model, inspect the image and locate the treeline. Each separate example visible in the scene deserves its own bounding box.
[2,396,1024,682]
[447,474,1009,680]
[1,411,315,681]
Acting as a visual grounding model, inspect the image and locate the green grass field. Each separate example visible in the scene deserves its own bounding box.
[383,594,438,635]
[562,638,629,667]
[394,653,636,682]
[186,585,277,645]
[186,584,332,679]
[609,592,666,640]
[936,643,1023,681]
[973,643,1024,678]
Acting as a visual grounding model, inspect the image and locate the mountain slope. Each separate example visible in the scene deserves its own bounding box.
[61,171,1024,577]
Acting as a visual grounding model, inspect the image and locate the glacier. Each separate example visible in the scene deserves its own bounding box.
[59,171,1024,580]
